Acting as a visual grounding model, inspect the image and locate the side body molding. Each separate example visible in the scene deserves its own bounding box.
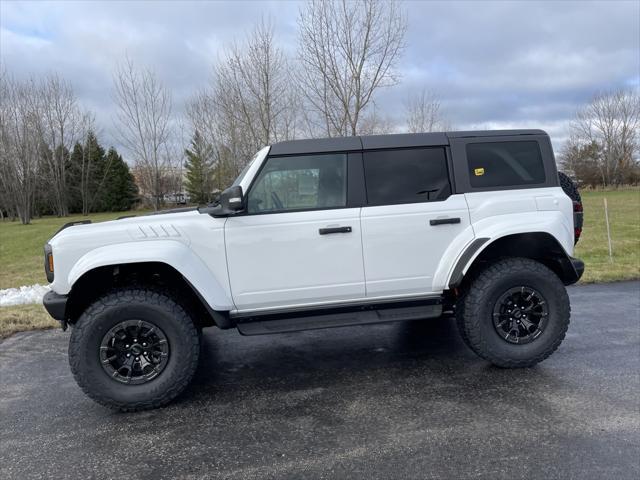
[66,240,235,311]
[447,238,489,288]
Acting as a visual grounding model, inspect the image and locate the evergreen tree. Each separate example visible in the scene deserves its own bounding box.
[184,130,215,204]
[83,132,107,213]
[66,131,107,214]
[100,148,138,211]
[67,142,84,213]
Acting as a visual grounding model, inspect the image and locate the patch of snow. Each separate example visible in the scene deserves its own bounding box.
[0,284,51,307]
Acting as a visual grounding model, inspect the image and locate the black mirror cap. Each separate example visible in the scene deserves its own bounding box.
[223,185,244,211]
[198,185,244,217]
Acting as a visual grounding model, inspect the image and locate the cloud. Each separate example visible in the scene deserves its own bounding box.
[1,0,638,154]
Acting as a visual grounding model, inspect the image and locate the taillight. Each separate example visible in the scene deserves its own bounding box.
[573,202,583,213]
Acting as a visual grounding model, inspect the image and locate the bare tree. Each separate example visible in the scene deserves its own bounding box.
[113,57,173,210]
[568,89,640,186]
[39,73,82,216]
[357,102,396,135]
[297,0,406,137]
[186,87,249,188]
[0,74,42,224]
[404,89,451,133]
[186,18,299,188]
[225,18,298,145]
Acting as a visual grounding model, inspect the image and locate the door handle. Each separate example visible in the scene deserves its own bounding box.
[319,226,352,235]
[430,217,461,226]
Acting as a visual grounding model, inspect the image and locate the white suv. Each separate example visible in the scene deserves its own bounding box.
[43,130,584,410]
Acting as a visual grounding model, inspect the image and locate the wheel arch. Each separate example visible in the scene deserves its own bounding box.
[65,261,233,329]
[448,232,582,288]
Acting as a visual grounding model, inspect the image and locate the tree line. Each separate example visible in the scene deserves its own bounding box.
[2,0,638,222]
[559,89,640,187]
[0,73,138,224]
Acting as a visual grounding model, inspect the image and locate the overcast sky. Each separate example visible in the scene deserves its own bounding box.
[1,0,638,155]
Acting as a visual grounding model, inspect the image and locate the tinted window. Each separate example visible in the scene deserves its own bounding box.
[466,141,545,188]
[363,148,450,205]
[247,154,347,213]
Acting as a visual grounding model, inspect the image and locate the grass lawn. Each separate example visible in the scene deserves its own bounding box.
[0,189,638,338]
[575,188,640,282]
[0,210,151,289]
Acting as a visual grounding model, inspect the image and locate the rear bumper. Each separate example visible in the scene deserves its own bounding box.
[43,291,68,321]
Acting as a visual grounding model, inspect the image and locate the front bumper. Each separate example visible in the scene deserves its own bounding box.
[43,291,68,322]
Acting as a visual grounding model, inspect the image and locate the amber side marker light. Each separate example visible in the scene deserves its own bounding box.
[48,253,54,272]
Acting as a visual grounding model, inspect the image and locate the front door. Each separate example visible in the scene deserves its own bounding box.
[225,152,365,312]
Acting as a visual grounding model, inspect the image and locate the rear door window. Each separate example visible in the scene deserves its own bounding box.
[466,141,545,188]
[363,147,450,205]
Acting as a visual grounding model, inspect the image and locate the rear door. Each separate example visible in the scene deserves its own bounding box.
[225,152,366,312]
[360,147,472,297]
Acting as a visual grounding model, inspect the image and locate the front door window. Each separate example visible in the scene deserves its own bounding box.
[247,154,347,214]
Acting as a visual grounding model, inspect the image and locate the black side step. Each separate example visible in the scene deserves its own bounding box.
[236,303,442,336]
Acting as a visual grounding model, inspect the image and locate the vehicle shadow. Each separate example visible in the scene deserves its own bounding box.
[176,315,576,434]
[182,316,481,400]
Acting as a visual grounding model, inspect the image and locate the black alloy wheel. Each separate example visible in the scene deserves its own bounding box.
[99,319,170,385]
[492,286,549,344]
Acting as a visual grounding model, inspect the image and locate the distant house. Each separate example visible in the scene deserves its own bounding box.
[131,165,190,207]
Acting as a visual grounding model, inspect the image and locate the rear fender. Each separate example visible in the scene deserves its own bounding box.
[440,211,577,288]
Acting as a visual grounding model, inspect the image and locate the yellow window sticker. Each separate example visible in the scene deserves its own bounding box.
[474,167,485,176]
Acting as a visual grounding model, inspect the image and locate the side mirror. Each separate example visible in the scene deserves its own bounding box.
[199,185,245,217]
[221,185,244,211]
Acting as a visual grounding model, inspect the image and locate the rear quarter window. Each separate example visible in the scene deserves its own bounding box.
[466,141,545,188]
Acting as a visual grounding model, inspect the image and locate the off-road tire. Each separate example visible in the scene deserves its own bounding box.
[69,287,200,411]
[456,258,570,368]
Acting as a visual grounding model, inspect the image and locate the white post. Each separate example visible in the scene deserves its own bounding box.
[604,197,613,263]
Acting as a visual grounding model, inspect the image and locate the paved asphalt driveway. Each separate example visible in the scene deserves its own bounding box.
[1,281,639,479]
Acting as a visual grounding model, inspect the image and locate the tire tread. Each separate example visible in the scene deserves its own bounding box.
[69,287,200,412]
[455,258,570,368]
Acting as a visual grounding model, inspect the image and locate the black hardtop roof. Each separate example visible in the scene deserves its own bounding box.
[268,129,548,156]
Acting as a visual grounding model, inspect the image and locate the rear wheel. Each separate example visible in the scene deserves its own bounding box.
[456,258,570,368]
[69,287,200,411]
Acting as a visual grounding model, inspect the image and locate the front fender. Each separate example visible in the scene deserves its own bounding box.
[66,240,234,311]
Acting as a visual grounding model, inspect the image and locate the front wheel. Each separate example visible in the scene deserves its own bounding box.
[69,288,200,411]
[456,258,570,368]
